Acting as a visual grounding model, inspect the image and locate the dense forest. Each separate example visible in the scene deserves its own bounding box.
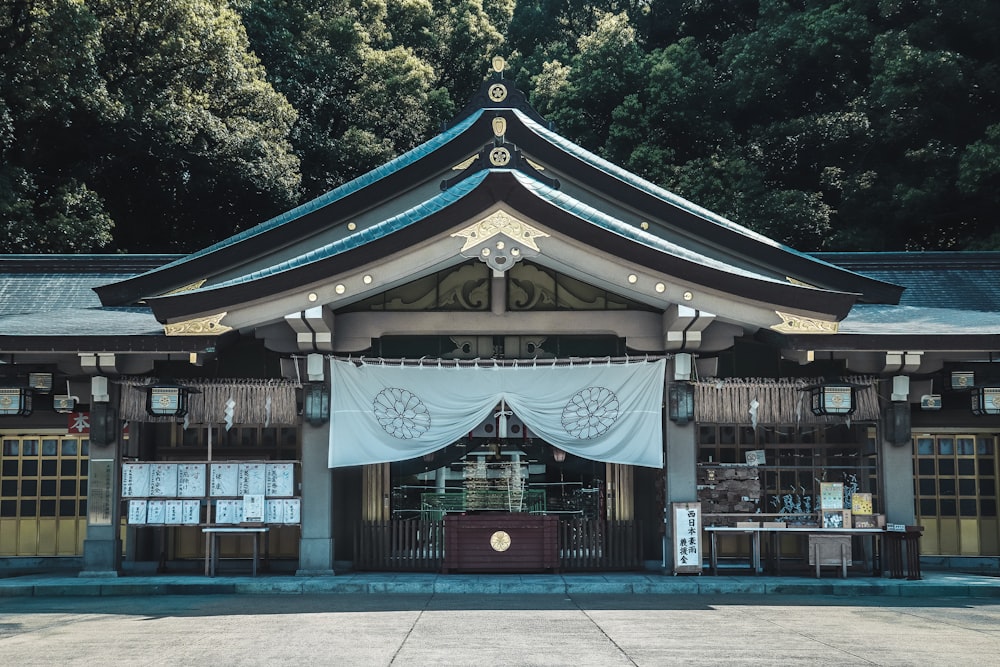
[2,0,998,253]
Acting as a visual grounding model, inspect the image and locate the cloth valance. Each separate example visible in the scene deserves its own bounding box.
[328,358,666,468]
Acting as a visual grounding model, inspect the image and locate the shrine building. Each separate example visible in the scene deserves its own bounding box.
[1,59,999,576]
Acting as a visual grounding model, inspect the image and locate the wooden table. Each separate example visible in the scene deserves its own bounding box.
[704,526,885,576]
[202,526,270,577]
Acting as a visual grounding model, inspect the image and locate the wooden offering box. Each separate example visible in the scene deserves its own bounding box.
[443,514,559,573]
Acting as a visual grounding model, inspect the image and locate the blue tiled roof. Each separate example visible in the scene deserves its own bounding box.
[0,256,176,319]
[814,252,1000,312]
[0,308,162,336]
[137,110,486,278]
[512,172,800,286]
[514,111,852,275]
[840,304,1000,335]
[179,171,490,292]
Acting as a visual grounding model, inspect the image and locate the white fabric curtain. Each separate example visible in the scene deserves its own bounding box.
[328,358,665,468]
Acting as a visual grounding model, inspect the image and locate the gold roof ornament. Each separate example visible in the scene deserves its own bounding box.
[160,279,207,296]
[492,116,507,137]
[164,312,233,336]
[488,83,508,102]
[771,311,839,334]
[452,210,549,253]
[491,55,506,74]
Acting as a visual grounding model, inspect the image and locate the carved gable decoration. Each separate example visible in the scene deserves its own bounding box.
[451,210,549,273]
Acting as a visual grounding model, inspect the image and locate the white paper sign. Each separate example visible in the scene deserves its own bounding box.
[215,499,244,524]
[238,463,266,496]
[242,494,265,523]
[265,463,295,497]
[210,463,239,497]
[214,499,233,524]
[265,499,284,524]
[146,500,166,524]
[282,498,301,525]
[122,464,151,498]
[127,499,148,524]
[165,500,183,525]
[181,499,201,525]
[177,464,206,497]
[149,464,178,497]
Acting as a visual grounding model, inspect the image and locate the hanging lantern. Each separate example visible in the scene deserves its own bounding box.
[303,383,330,426]
[0,387,32,416]
[971,387,1000,416]
[146,383,194,417]
[668,383,695,425]
[807,383,856,416]
[52,395,77,414]
[28,372,53,394]
[552,447,567,463]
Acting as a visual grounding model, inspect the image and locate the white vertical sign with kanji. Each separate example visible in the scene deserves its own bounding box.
[672,502,703,574]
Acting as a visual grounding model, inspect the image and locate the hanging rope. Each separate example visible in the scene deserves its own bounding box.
[692,376,879,424]
[115,377,300,425]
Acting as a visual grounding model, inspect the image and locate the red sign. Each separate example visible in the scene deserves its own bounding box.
[66,411,129,436]
[68,411,90,434]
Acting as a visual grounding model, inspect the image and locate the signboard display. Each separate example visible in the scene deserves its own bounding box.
[127,499,148,525]
[266,463,295,497]
[122,460,299,526]
[177,464,206,497]
[210,463,239,497]
[242,494,265,523]
[672,502,702,574]
[238,463,266,496]
[149,463,178,497]
[282,498,301,525]
[122,463,151,498]
[87,459,115,526]
[146,500,166,524]
[181,499,201,525]
[819,482,845,510]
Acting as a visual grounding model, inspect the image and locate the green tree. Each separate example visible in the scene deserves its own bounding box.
[237,0,461,200]
[1,0,301,253]
[0,0,115,252]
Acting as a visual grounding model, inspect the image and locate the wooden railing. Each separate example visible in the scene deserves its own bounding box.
[354,520,444,571]
[559,519,643,571]
[353,518,643,572]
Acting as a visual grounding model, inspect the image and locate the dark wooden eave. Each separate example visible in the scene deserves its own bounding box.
[146,171,861,323]
[95,101,901,310]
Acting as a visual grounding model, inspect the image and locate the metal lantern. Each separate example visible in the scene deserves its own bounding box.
[951,371,975,390]
[0,387,32,416]
[884,401,912,447]
[668,382,695,425]
[52,395,77,414]
[28,372,53,393]
[303,383,330,426]
[971,387,1000,416]
[146,384,193,417]
[808,383,855,416]
[920,394,942,410]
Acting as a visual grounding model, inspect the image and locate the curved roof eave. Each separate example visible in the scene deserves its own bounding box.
[94,110,490,307]
[509,110,903,305]
[148,170,860,323]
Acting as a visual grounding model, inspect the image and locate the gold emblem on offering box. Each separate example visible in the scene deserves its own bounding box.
[490,530,511,552]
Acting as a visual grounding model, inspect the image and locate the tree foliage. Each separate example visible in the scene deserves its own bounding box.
[2,0,998,252]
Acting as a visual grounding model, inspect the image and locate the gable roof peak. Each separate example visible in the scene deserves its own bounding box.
[449,56,550,129]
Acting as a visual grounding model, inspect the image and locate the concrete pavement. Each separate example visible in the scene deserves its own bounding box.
[1,570,998,599]
[1,591,999,666]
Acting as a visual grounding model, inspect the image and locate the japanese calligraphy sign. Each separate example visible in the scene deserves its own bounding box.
[672,502,703,574]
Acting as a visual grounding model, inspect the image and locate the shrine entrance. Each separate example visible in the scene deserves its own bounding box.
[351,397,646,572]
